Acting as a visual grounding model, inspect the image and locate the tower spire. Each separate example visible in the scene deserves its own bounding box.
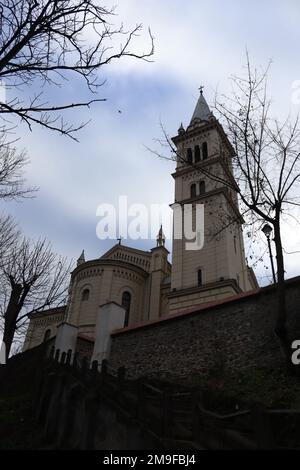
[190,87,212,123]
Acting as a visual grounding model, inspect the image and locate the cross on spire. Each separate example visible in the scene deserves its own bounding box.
[199,85,204,95]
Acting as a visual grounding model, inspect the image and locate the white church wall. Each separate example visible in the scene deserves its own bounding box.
[70,272,104,326]
[179,193,230,288]
[91,302,126,365]
[67,263,149,333]
[54,322,78,358]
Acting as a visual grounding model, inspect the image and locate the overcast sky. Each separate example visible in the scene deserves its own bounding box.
[2,0,300,286]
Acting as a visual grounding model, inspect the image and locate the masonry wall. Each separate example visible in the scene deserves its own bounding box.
[23,310,65,351]
[109,277,300,380]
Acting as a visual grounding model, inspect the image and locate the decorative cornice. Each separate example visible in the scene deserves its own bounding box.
[167,278,242,299]
[28,305,66,319]
[172,156,238,192]
[172,120,216,143]
[173,187,243,224]
[172,120,235,156]
[72,258,149,281]
[171,155,220,179]
[31,312,65,326]
[112,268,145,285]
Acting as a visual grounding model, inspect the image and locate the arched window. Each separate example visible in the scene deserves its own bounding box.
[43,329,51,342]
[190,183,197,198]
[187,148,193,164]
[122,291,131,327]
[81,288,89,301]
[194,145,200,162]
[197,269,202,287]
[199,181,205,195]
[202,142,208,160]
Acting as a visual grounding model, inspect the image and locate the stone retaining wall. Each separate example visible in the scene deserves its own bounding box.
[109,277,300,379]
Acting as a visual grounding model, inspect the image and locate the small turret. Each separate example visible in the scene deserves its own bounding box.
[178,122,185,135]
[156,225,166,247]
[77,250,85,266]
[149,225,169,320]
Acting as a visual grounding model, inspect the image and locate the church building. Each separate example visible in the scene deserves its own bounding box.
[23,91,258,354]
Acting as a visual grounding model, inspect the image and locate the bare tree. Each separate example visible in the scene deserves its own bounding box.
[214,57,300,361]
[151,56,300,362]
[0,0,154,139]
[0,235,72,360]
[0,213,19,256]
[0,135,36,199]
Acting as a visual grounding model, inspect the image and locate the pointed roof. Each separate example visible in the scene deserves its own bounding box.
[178,122,185,134]
[77,249,85,266]
[156,224,166,247]
[100,242,152,260]
[190,90,212,123]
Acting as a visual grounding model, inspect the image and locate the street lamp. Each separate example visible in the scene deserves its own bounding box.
[261,223,276,284]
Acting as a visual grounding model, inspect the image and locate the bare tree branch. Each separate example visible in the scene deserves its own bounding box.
[0,1,154,138]
[0,134,37,198]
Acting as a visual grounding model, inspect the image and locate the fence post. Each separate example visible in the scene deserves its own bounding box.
[81,357,88,379]
[49,346,55,360]
[72,352,78,371]
[66,349,72,366]
[91,360,99,381]
[54,348,60,363]
[101,359,108,377]
[61,351,66,365]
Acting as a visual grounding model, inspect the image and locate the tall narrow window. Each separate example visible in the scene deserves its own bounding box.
[81,289,89,301]
[122,291,131,327]
[233,235,237,253]
[43,329,51,342]
[202,142,208,160]
[197,269,202,286]
[187,148,193,164]
[194,145,200,163]
[199,181,205,195]
[191,183,197,198]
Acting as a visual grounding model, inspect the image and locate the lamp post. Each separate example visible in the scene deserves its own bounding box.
[262,223,276,284]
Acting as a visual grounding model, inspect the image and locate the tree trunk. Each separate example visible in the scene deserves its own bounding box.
[3,283,23,361]
[273,217,291,369]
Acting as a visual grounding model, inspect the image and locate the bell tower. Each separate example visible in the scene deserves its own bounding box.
[169,89,257,313]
